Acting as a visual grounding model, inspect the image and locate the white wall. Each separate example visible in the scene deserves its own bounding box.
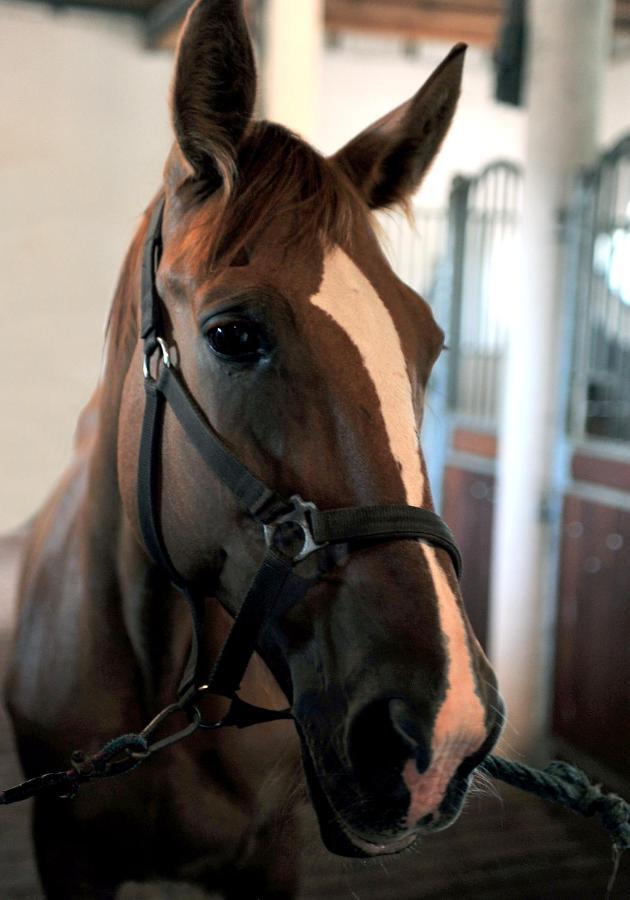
[1,2,172,533]
[602,36,630,147]
[1,3,629,537]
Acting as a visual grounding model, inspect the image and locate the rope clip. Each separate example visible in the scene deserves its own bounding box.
[131,700,202,758]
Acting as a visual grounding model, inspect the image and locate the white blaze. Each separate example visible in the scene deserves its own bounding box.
[311,249,487,821]
[311,248,424,504]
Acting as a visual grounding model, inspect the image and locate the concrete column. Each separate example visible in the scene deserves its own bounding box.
[261,0,323,142]
[489,0,612,755]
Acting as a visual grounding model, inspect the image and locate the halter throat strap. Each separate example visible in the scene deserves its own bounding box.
[136,195,462,730]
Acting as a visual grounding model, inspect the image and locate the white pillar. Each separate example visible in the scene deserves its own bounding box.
[489,0,612,756]
[262,0,323,142]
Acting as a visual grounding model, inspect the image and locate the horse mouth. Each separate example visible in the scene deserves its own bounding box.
[334,821,419,856]
[297,723,479,857]
[297,728,423,858]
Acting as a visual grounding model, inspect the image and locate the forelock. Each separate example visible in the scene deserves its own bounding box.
[188,121,362,270]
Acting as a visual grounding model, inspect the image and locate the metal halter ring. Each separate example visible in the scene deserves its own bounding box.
[143,336,171,380]
[263,495,326,562]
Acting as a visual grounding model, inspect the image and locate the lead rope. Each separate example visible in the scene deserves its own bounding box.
[482,756,629,895]
[2,733,628,894]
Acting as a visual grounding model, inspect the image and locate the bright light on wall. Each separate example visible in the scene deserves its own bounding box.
[593,201,630,307]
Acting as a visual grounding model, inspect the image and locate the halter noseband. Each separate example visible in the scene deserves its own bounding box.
[137,195,462,731]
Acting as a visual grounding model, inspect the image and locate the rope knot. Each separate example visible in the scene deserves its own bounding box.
[545,760,602,813]
[544,760,630,850]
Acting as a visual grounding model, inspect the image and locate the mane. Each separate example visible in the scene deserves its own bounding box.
[103,212,149,387]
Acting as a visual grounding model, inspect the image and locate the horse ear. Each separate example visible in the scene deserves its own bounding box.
[168,0,256,191]
[332,44,466,210]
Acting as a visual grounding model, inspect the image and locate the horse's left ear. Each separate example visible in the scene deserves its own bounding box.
[332,44,466,210]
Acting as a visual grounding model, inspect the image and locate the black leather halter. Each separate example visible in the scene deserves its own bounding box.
[137,195,462,731]
[7,202,630,867]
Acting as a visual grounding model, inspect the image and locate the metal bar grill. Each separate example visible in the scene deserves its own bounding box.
[569,135,630,444]
[446,161,523,423]
[380,208,449,306]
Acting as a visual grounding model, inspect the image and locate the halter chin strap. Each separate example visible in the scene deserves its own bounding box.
[137,194,462,731]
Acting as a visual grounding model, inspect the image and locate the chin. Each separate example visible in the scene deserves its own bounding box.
[299,733,472,859]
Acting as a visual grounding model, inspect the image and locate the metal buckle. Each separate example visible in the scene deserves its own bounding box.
[129,701,201,758]
[143,336,171,380]
[263,494,325,562]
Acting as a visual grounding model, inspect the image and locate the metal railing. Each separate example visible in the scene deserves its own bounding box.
[379,208,449,307]
[445,161,523,425]
[568,134,630,444]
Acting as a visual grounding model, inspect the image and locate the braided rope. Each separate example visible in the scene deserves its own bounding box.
[2,738,628,893]
[0,733,148,805]
[3,745,629,851]
[483,755,630,851]
[483,755,629,895]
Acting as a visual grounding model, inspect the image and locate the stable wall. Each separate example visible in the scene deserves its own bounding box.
[1,2,172,539]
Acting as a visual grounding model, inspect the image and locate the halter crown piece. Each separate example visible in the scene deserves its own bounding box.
[2,199,628,898]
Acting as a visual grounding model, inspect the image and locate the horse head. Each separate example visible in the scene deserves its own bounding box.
[117,0,504,858]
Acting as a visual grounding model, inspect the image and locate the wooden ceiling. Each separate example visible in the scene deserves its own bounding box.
[326,0,504,48]
[47,0,630,50]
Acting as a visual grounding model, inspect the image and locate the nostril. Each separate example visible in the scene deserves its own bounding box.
[347,698,433,787]
[388,699,432,773]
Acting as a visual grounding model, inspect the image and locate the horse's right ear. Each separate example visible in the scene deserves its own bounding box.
[167,0,256,193]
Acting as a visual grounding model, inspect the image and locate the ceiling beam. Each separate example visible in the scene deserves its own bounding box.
[146,0,630,52]
[326,0,501,47]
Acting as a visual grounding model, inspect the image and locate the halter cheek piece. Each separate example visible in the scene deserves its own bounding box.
[137,195,462,734]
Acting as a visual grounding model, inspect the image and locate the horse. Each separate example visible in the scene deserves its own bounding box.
[4,1,504,896]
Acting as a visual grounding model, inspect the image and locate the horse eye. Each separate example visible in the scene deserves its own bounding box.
[206,321,268,361]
